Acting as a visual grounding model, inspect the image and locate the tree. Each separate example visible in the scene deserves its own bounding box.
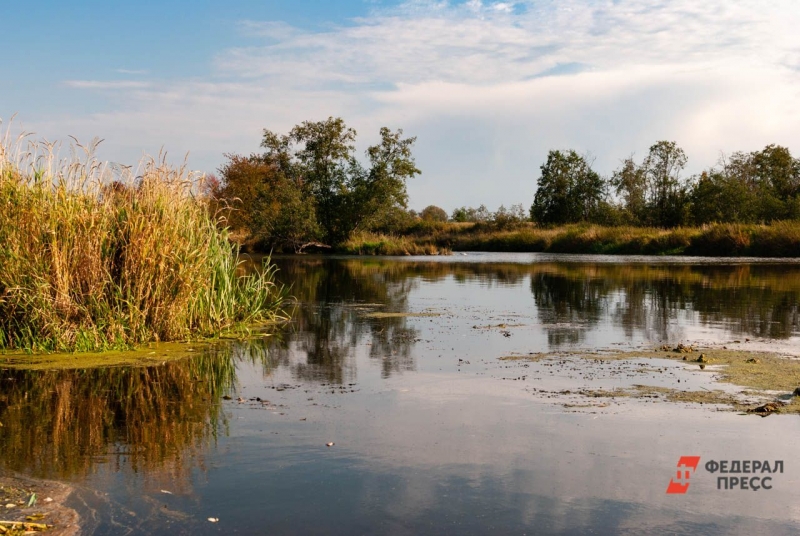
[641,141,689,227]
[610,156,646,224]
[215,153,319,251]
[530,150,605,225]
[261,117,357,245]
[451,205,491,223]
[420,205,448,222]
[257,117,420,246]
[491,204,528,230]
[349,127,421,232]
[703,145,800,223]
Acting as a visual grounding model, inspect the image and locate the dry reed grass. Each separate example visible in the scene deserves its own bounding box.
[0,122,288,352]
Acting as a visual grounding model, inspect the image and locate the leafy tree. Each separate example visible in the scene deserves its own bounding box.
[610,156,647,224]
[350,127,421,232]
[261,117,356,244]
[256,117,420,246]
[641,141,689,227]
[693,145,800,223]
[421,205,448,222]
[690,171,755,225]
[530,150,605,225]
[215,154,319,251]
[491,204,528,230]
[451,205,491,223]
[752,144,800,200]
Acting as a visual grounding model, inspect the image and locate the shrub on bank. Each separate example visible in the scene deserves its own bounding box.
[0,137,288,352]
[338,232,447,256]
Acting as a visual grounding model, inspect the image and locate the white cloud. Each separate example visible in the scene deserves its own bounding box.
[115,69,148,75]
[30,0,800,211]
[64,80,152,90]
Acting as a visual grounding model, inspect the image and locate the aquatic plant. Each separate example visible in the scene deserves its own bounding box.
[0,124,289,352]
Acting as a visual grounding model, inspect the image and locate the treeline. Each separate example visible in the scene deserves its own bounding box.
[212,117,800,253]
[530,141,800,227]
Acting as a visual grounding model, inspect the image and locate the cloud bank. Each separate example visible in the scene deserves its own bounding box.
[22,0,800,211]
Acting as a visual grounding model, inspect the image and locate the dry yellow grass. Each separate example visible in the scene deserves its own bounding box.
[0,125,288,352]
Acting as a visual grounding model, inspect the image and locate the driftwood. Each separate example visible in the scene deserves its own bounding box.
[295,242,332,253]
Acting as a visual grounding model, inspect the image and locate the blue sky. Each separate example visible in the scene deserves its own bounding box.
[3,0,800,212]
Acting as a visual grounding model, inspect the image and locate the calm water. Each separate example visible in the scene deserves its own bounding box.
[2,253,800,535]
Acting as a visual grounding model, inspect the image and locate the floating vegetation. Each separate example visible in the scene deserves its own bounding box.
[502,345,800,414]
[361,312,441,319]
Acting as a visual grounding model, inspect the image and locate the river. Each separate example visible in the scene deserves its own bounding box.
[2,253,800,535]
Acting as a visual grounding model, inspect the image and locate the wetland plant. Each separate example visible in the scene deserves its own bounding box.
[0,127,288,352]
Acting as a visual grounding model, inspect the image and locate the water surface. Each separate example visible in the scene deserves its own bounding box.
[2,253,800,535]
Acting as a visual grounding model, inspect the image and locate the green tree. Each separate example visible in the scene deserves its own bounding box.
[641,141,689,227]
[216,154,320,251]
[261,117,357,245]
[491,204,528,230]
[350,127,421,232]
[258,118,419,246]
[690,170,755,225]
[451,205,493,223]
[610,156,647,224]
[530,150,605,225]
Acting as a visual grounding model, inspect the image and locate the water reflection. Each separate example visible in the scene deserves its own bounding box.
[1,255,800,534]
[0,347,236,487]
[270,258,800,354]
[269,258,421,382]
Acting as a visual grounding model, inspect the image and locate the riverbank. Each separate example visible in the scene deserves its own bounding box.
[390,221,800,257]
[0,472,78,535]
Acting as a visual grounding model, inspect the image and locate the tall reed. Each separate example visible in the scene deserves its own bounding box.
[0,127,288,352]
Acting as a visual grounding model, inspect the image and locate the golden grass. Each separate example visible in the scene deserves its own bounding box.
[0,126,288,352]
[339,231,449,256]
[408,222,800,257]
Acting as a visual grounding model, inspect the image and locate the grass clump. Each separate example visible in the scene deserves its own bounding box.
[0,129,288,353]
[338,231,449,256]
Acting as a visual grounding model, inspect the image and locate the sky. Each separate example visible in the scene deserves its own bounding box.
[2,0,800,212]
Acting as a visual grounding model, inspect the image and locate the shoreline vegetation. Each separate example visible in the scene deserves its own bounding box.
[338,221,800,257]
[0,132,288,354]
[207,118,800,258]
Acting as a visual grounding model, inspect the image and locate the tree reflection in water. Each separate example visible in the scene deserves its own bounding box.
[0,345,239,489]
[269,257,800,357]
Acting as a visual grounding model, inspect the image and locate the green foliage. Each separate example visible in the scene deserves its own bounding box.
[609,141,691,227]
[489,204,528,230]
[690,171,755,224]
[219,118,420,250]
[531,150,605,225]
[213,154,320,251]
[610,156,646,223]
[451,205,490,223]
